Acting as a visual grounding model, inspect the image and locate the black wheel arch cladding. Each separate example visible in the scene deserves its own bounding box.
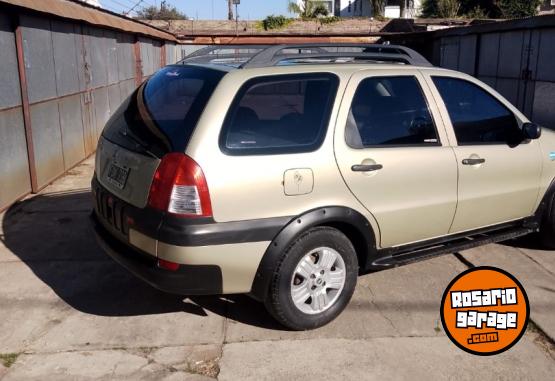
[250,206,376,301]
[535,177,555,225]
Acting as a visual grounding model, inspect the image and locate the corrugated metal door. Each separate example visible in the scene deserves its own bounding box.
[530,28,555,129]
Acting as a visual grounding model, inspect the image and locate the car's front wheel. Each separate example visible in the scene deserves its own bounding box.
[264,227,358,330]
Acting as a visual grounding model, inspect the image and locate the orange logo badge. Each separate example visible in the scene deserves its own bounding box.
[440,266,529,355]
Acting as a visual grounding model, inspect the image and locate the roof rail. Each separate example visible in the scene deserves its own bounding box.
[183,45,270,59]
[180,45,270,66]
[180,43,432,68]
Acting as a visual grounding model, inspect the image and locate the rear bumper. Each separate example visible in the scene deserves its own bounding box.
[91,175,285,294]
[91,213,223,295]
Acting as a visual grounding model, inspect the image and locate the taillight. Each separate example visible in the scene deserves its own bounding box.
[148,153,212,217]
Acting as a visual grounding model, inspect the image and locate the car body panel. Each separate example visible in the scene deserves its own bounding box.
[447,142,542,233]
[537,128,555,206]
[91,61,554,297]
[157,240,270,294]
[333,68,458,248]
[127,226,270,294]
[184,65,382,241]
[420,68,543,233]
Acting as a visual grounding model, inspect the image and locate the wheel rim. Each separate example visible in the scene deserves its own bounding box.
[290,247,346,315]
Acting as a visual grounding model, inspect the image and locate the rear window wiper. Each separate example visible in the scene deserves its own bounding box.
[118,129,158,159]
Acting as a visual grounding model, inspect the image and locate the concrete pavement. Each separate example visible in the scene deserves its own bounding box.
[0,157,553,380]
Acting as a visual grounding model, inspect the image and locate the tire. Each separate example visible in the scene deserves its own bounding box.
[264,227,358,330]
[540,192,555,249]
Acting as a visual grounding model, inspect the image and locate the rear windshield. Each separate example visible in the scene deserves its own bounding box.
[102,66,224,157]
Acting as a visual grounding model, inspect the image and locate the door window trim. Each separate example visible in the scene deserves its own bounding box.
[345,74,442,150]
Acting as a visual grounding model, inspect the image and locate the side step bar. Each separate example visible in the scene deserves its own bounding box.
[370,226,535,269]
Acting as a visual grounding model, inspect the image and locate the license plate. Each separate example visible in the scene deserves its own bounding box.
[106,162,130,190]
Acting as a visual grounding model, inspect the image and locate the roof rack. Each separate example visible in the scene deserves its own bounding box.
[179,45,269,67]
[180,43,432,68]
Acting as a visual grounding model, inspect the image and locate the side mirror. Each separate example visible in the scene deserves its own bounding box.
[523,123,542,140]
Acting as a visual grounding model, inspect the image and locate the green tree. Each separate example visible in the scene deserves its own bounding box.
[438,0,461,17]
[312,3,330,17]
[459,0,498,16]
[421,0,460,17]
[466,5,488,18]
[497,0,542,18]
[288,1,329,19]
[421,0,439,17]
[136,2,187,20]
[423,0,542,19]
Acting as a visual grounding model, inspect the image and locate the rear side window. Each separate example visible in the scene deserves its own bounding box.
[432,77,522,145]
[220,73,339,155]
[102,66,224,156]
[345,76,439,148]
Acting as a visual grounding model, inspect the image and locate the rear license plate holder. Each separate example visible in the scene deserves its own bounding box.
[106,162,130,190]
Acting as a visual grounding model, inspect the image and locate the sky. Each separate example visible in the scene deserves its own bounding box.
[98,0,296,20]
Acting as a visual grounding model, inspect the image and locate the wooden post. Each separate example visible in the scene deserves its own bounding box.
[160,42,166,67]
[14,17,39,193]
[134,37,143,86]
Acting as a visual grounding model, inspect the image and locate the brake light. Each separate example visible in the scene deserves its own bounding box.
[148,153,212,217]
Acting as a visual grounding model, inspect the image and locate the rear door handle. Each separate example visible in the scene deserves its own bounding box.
[351,164,383,172]
[462,158,486,165]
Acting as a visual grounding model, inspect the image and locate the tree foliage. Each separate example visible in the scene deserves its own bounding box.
[438,0,461,17]
[288,1,329,19]
[261,15,293,30]
[421,0,462,17]
[459,0,500,17]
[136,4,187,20]
[497,0,543,18]
[421,0,542,19]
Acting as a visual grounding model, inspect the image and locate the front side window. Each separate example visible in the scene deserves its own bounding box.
[346,76,439,148]
[432,76,522,145]
[221,73,339,155]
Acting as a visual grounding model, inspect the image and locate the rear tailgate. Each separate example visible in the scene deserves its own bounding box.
[95,138,160,208]
[96,65,226,208]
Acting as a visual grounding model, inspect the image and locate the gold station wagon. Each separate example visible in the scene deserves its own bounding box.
[91,44,555,330]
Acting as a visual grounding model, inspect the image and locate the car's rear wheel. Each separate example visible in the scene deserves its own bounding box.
[540,192,555,249]
[264,227,358,330]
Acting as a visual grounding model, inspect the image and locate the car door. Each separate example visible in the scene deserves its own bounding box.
[334,69,458,248]
[424,72,543,234]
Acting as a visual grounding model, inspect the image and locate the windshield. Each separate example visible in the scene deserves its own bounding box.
[102,65,225,157]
